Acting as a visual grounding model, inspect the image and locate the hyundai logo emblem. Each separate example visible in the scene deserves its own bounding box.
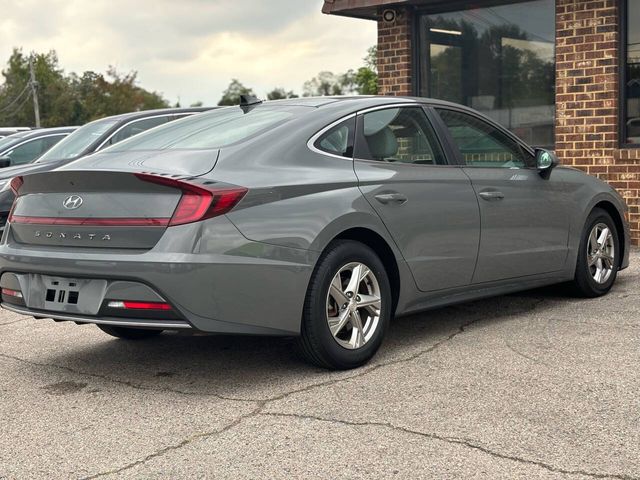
[63,195,83,210]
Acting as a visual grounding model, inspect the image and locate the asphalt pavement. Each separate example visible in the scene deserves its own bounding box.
[1,250,638,479]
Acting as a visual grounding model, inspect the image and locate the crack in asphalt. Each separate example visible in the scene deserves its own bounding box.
[78,307,494,478]
[3,298,556,478]
[261,412,638,480]
[0,352,244,403]
[81,404,264,480]
[0,318,26,327]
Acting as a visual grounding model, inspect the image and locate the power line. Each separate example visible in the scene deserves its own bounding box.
[0,84,30,114]
[3,93,32,119]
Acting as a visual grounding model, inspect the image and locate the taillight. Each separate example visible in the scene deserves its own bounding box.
[10,176,23,196]
[135,173,247,226]
[107,300,172,311]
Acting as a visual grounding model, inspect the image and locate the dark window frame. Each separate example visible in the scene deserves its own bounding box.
[619,0,639,149]
[411,0,557,149]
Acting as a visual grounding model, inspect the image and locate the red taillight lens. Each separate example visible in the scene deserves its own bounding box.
[2,288,23,299]
[135,173,247,227]
[107,300,172,311]
[10,176,23,196]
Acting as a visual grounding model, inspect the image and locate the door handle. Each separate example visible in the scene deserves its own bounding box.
[374,193,408,205]
[478,191,505,201]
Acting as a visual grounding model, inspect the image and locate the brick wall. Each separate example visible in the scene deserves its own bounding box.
[377,8,413,96]
[555,0,639,244]
[376,1,640,245]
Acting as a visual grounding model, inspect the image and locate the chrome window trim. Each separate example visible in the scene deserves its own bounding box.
[307,113,357,160]
[95,113,196,152]
[0,133,69,157]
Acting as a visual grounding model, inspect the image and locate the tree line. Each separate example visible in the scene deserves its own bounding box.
[0,47,378,127]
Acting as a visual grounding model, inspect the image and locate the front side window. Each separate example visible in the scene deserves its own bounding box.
[419,0,555,147]
[625,0,640,145]
[355,107,447,165]
[314,117,355,158]
[437,109,533,168]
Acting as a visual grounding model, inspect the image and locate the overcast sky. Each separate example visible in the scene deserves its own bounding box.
[0,0,376,105]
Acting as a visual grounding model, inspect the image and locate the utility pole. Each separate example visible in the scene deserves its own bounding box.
[29,56,40,128]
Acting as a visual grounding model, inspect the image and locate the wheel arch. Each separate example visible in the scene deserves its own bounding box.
[331,227,401,314]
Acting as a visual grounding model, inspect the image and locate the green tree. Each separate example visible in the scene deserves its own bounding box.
[218,79,255,106]
[266,87,298,100]
[0,49,75,127]
[0,48,169,127]
[354,46,378,95]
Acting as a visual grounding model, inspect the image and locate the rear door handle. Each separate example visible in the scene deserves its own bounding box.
[478,191,505,201]
[374,193,408,205]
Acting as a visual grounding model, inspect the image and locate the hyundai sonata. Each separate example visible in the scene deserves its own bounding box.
[0,96,630,369]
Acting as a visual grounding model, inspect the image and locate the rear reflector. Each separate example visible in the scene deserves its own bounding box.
[2,288,23,299]
[135,173,247,226]
[107,300,172,311]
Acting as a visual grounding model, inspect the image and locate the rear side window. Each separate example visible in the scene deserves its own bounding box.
[107,107,301,152]
[103,116,171,148]
[355,107,447,165]
[436,109,534,168]
[313,117,355,158]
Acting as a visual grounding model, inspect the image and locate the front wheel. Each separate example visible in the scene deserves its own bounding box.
[97,324,164,340]
[297,240,392,370]
[570,208,620,298]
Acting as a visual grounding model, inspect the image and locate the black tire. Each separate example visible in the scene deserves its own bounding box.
[296,240,392,370]
[570,208,620,298]
[97,324,164,340]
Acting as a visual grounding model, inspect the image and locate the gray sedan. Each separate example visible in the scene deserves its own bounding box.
[0,96,631,369]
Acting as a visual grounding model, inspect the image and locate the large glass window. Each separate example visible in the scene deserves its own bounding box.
[625,0,640,145]
[419,0,555,147]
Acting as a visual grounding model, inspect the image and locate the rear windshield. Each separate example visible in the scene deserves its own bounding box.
[36,118,118,163]
[106,106,302,152]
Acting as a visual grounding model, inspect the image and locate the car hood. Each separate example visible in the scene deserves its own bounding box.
[58,149,220,177]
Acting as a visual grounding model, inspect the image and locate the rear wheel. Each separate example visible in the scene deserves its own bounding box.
[297,240,392,370]
[570,208,619,297]
[97,324,164,340]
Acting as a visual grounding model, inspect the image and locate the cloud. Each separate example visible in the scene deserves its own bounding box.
[0,0,376,106]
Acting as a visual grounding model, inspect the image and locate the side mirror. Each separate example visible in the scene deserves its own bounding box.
[535,149,559,179]
[0,156,11,168]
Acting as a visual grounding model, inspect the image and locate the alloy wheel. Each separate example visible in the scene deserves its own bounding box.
[587,222,615,284]
[326,262,382,350]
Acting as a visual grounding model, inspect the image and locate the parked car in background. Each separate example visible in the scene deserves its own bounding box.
[0,127,30,139]
[0,107,211,229]
[0,127,77,168]
[0,97,629,370]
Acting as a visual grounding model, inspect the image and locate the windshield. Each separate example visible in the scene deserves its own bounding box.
[0,136,17,152]
[106,106,302,153]
[36,118,118,163]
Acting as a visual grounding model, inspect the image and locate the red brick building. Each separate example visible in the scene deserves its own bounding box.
[323,0,640,244]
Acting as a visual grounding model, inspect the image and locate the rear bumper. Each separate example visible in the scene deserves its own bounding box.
[1,303,192,330]
[0,217,318,335]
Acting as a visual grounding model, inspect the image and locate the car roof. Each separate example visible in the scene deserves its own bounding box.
[261,95,471,111]
[101,107,214,125]
[8,127,78,140]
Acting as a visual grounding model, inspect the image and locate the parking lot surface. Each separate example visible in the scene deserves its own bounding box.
[0,250,638,479]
